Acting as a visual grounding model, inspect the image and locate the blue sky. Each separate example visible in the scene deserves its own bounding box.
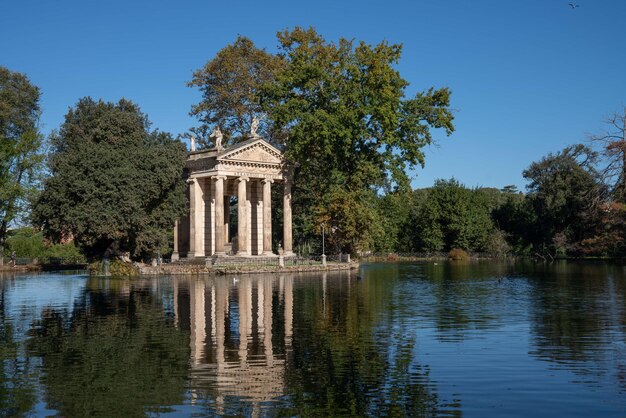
[2,0,625,190]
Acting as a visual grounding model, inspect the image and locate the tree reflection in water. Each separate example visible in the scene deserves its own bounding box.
[25,278,189,417]
[528,262,626,390]
[0,275,38,416]
[3,260,625,416]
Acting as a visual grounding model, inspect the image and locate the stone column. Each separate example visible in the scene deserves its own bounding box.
[213,176,226,256]
[195,178,205,257]
[283,178,294,256]
[262,179,274,255]
[224,198,230,245]
[237,176,249,256]
[172,220,179,261]
[188,179,195,257]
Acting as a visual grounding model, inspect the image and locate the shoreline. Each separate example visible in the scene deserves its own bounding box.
[139,262,359,276]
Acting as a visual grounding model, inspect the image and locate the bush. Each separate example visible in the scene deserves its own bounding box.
[448,248,470,261]
[88,259,138,277]
[5,227,86,263]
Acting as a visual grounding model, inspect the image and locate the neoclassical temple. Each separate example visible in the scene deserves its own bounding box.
[172,133,294,259]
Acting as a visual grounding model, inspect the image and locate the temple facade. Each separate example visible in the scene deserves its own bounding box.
[172,136,294,259]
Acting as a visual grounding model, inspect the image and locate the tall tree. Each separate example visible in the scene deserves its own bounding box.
[33,98,187,259]
[0,67,44,265]
[589,109,626,201]
[522,144,603,256]
[263,27,455,253]
[188,36,284,147]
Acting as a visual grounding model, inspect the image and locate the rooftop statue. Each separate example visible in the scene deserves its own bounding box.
[211,126,224,150]
[250,117,260,138]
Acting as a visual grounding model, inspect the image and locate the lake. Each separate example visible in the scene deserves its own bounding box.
[1,260,625,417]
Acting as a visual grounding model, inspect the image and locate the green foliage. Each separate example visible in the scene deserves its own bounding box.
[87,259,138,277]
[372,191,414,253]
[0,66,44,264]
[410,179,495,252]
[33,98,187,260]
[522,144,604,256]
[261,27,454,254]
[188,36,284,146]
[3,227,84,261]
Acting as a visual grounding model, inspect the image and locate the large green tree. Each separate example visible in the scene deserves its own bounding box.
[263,27,455,253]
[33,98,187,259]
[0,66,44,264]
[411,179,495,252]
[522,144,603,256]
[188,36,284,147]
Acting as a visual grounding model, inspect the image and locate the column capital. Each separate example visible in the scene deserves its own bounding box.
[186,177,197,185]
[261,178,274,185]
[211,175,227,181]
[237,176,250,183]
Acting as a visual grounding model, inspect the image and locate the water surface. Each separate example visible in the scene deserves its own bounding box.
[1,261,625,417]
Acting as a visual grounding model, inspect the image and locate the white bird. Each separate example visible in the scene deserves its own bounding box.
[233,277,239,284]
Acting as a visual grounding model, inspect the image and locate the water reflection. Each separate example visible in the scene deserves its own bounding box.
[25,277,189,417]
[174,275,293,414]
[1,262,626,416]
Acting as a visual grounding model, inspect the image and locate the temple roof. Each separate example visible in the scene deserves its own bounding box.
[186,137,285,179]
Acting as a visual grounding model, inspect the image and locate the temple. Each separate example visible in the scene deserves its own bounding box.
[172,135,294,259]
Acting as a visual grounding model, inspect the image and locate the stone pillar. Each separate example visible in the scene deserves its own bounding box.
[172,220,179,261]
[262,179,274,255]
[213,176,226,256]
[195,179,205,257]
[188,179,195,257]
[283,178,294,256]
[224,198,230,244]
[237,177,249,256]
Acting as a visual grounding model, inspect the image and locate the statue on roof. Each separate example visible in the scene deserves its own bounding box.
[211,126,224,150]
[250,117,260,138]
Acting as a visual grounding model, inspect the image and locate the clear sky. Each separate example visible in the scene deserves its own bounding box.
[2,0,625,190]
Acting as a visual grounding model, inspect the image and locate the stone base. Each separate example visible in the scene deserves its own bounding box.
[171,252,179,261]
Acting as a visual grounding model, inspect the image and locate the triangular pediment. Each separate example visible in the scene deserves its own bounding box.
[218,139,283,164]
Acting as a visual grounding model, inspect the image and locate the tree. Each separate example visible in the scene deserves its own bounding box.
[522,144,603,256]
[411,179,494,252]
[589,109,626,201]
[0,66,44,265]
[188,36,284,147]
[33,98,187,259]
[263,27,455,253]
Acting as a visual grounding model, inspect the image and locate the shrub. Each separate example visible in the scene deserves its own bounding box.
[448,248,470,261]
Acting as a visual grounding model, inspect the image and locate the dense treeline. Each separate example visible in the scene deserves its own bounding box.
[371,141,626,259]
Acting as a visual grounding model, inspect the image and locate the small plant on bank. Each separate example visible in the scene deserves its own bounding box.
[448,248,470,261]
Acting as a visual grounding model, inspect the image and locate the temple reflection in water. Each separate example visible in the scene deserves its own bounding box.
[171,274,298,413]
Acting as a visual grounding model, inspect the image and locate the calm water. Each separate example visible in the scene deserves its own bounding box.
[1,261,626,417]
